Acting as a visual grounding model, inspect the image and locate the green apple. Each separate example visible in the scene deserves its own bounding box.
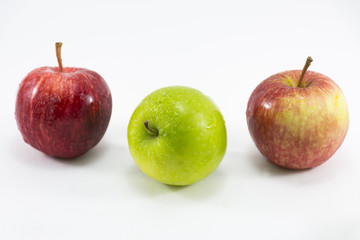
[127,86,227,185]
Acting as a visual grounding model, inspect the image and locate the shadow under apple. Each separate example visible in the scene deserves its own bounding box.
[126,164,225,199]
[11,135,113,169]
[248,150,311,177]
[51,142,110,167]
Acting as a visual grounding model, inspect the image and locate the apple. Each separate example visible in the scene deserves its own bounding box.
[15,42,112,158]
[246,57,349,169]
[127,86,227,185]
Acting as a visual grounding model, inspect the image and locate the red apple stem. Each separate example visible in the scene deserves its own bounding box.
[55,42,64,72]
[144,120,159,136]
[297,56,313,88]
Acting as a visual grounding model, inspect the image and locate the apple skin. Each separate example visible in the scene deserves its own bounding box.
[15,67,112,158]
[246,70,349,169]
[127,86,227,185]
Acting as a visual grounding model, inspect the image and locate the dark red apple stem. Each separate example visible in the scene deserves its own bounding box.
[297,56,313,88]
[55,42,64,72]
[144,120,158,136]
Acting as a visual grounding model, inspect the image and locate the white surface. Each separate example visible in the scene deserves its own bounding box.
[1,0,360,239]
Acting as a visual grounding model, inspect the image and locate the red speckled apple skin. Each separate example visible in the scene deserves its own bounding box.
[15,67,112,158]
[246,70,349,169]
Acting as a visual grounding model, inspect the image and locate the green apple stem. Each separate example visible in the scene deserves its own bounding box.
[144,120,159,136]
[55,42,64,72]
[297,56,313,88]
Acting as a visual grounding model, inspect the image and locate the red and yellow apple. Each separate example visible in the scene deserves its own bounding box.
[246,57,349,169]
[15,43,112,158]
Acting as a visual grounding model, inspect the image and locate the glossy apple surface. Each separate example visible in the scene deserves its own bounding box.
[15,43,112,158]
[246,58,349,169]
[127,86,227,185]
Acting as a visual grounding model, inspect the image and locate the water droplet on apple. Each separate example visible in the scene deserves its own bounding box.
[86,95,94,105]
[264,102,272,109]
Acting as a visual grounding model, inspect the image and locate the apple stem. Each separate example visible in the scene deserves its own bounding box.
[55,42,64,72]
[297,56,313,88]
[144,120,159,136]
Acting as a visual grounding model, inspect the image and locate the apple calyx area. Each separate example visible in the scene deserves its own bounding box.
[144,120,159,136]
[55,42,64,72]
[297,56,313,88]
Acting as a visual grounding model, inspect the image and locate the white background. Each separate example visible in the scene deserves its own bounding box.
[1,0,360,239]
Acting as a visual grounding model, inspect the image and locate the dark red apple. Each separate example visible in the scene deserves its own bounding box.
[15,42,112,158]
